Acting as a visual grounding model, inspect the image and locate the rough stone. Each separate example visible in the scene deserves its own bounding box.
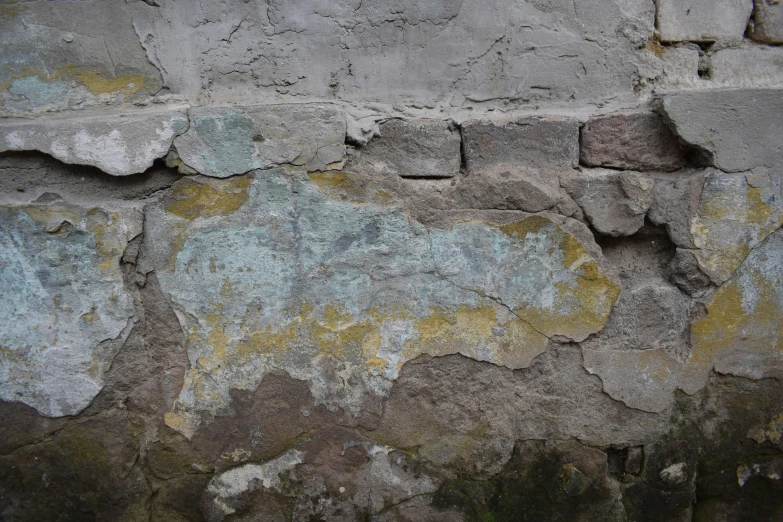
[172,105,346,178]
[143,170,619,438]
[373,348,668,478]
[582,282,691,412]
[689,169,783,283]
[647,170,706,249]
[462,117,580,173]
[126,0,650,109]
[0,152,182,206]
[201,426,442,522]
[662,89,783,173]
[561,169,655,236]
[0,198,140,417]
[0,109,188,176]
[580,111,689,172]
[454,165,577,213]
[708,46,783,89]
[0,1,162,115]
[433,439,624,521]
[750,0,783,43]
[668,248,714,297]
[656,0,754,42]
[353,119,461,178]
[682,227,783,394]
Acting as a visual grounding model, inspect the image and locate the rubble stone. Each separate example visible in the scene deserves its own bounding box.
[580,111,688,171]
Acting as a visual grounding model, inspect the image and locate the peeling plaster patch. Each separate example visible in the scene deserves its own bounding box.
[144,170,619,437]
[0,201,140,417]
[683,227,783,395]
[173,105,346,177]
[583,348,682,413]
[690,169,783,283]
[0,109,189,176]
[205,449,303,517]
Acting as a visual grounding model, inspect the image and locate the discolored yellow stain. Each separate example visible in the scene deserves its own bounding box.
[685,268,783,390]
[166,177,252,221]
[21,203,129,274]
[494,216,620,341]
[308,171,396,206]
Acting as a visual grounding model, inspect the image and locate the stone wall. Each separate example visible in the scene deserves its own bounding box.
[1,1,782,520]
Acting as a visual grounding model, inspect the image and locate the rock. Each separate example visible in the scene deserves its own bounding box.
[583,348,683,413]
[0,409,150,521]
[656,0,754,42]
[462,117,579,173]
[0,199,140,417]
[708,46,783,88]
[647,170,706,249]
[173,105,346,177]
[0,152,182,206]
[560,464,592,496]
[682,227,783,394]
[594,282,691,355]
[353,119,461,178]
[127,0,647,109]
[143,170,620,438]
[201,449,304,522]
[433,439,624,521]
[373,495,466,522]
[0,109,188,176]
[374,348,668,478]
[201,426,442,522]
[580,111,688,172]
[0,0,162,115]
[667,249,713,297]
[561,169,655,236]
[689,169,783,283]
[750,0,783,43]
[660,462,689,486]
[662,89,783,173]
[455,165,576,213]
[626,447,643,475]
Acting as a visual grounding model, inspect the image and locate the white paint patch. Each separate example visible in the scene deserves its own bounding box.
[206,450,303,515]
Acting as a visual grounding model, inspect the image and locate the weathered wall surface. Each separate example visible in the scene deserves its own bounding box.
[1,1,782,521]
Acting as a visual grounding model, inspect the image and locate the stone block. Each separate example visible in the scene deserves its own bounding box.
[708,46,783,88]
[580,111,688,171]
[662,88,783,173]
[750,0,783,43]
[355,119,461,178]
[462,117,579,173]
[560,169,655,236]
[0,109,189,176]
[657,0,753,42]
[173,104,346,178]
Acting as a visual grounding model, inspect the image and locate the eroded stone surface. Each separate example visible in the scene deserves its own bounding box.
[0,1,162,115]
[353,119,461,178]
[0,199,139,417]
[172,105,346,177]
[580,111,688,172]
[0,109,188,176]
[462,117,579,173]
[657,0,754,42]
[690,169,783,283]
[143,170,619,438]
[662,89,783,173]
[750,0,783,43]
[682,227,783,394]
[561,169,655,236]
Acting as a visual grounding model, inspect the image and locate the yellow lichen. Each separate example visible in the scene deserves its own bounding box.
[166,177,251,221]
[308,171,396,206]
[685,269,782,391]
